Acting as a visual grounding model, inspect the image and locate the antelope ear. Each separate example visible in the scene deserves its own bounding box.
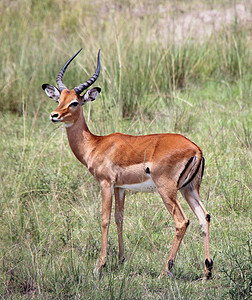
[81,87,101,105]
[42,84,61,100]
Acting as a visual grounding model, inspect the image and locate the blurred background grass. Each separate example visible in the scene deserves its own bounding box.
[0,0,251,299]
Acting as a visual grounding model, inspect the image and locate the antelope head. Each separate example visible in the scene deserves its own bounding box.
[42,49,101,127]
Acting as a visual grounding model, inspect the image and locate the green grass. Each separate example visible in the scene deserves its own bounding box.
[0,0,252,299]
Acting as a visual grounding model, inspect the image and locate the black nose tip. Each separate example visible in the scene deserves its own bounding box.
[51,113,59,119]
[50,113,60,122]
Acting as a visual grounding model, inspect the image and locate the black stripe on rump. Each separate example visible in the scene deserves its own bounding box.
[201,156,205,178]
[179,156,203,189]
[177,156,194,188]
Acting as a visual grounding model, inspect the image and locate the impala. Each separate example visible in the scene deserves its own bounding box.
[42,49,213,280]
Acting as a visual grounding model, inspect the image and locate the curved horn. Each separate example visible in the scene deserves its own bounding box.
[56,48,83,93]
[74,49,101,95]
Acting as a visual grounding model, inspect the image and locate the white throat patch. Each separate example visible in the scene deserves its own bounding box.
[64,122,73,128]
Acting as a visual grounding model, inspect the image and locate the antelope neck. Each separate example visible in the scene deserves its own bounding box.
[65,112,96,167]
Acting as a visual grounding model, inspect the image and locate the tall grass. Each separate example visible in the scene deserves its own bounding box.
[1,0,252,298]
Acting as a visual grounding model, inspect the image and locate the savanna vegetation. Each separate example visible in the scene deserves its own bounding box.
[0,0,251,298]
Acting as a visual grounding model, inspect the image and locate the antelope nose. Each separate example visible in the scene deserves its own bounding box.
[50,112,60,122]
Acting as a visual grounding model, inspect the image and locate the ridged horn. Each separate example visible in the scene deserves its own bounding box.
[56,48,83,93]
[74,49,101,95]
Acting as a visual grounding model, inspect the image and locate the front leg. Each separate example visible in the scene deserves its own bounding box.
[94,180,113,278]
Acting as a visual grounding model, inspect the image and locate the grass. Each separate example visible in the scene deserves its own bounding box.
[0,0,252,299]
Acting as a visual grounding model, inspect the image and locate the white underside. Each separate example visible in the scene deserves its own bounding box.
[115,178,157,193]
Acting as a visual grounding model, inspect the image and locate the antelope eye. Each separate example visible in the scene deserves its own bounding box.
[69,101,79,107]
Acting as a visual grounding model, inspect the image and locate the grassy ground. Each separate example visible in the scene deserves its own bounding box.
[0,0,251,299]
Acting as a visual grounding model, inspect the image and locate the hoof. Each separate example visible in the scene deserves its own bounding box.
[168,259,174,270]
[158,269,175,279]
[93,259,106,280]
[165,270,175,278]
[93,266,102,280]
[158,272,164,280]
[204,258,213,280]
[158,259,175,279]
[119,255,126,264]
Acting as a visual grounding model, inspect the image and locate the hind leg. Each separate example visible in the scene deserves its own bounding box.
[181,184,213,280]
[156,181,190,276]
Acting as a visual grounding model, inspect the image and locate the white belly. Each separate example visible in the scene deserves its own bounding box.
[115,178,157,193]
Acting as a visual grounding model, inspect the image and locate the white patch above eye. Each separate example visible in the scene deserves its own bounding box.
[68,100,79,108]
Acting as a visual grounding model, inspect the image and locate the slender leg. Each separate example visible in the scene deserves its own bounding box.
[157,184,189,276]
[114,187,126,263]
[181,184,213,280]
[94,180,113,278]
